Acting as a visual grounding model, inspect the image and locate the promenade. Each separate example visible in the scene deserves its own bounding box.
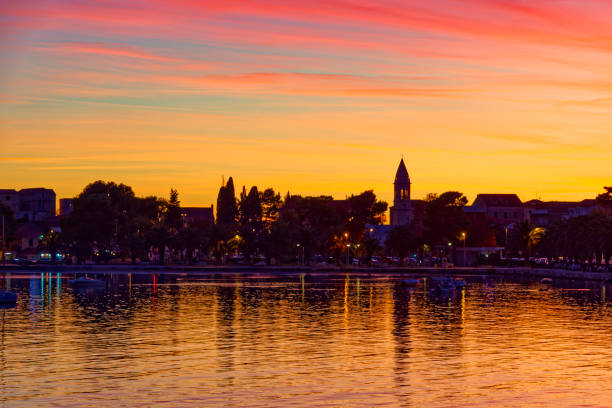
[2,263,611,281]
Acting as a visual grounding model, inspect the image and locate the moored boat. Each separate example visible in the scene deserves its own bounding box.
[401,278,419,287]
[454,279,467,288]
[69,277,105,286]
[0,289,18,304]
[429,277,456,296]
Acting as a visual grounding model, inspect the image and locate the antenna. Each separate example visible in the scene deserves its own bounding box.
[221,175,225,187]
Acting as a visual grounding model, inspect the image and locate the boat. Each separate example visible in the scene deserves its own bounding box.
[68,277,105,287]
[401,278,419,287]
[429,277,456,296]
[454,279,467,288]
[0,289,18,304]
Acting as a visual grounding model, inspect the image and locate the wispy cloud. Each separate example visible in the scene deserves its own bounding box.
[2,0,611,203]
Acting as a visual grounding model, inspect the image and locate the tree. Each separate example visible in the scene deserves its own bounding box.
[385,225,417,265]
[61,181,131,262]
[260,188,283,228]
[61,181,164,263]
[175,227,203,264]
[146,224,171,265]
[40,229,63,263]
[238,186,263,262]
[467,217,497,247]
[291,196,346,262]
[360,235,383,264]
[164,188,182,232]
[423,191,468,246]
[208,223,232,264]
[346,190,388,242]
[0,203,17,254]
[216,177,238,225]
[507,220,545,260]
[240,186,263,226]
[121,216,152,264]
[596,186,612,206]
[540,214,612,265]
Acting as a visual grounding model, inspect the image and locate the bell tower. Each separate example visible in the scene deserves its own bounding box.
[390,158,412,225]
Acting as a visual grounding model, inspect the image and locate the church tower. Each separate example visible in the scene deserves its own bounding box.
[390,158,412,225]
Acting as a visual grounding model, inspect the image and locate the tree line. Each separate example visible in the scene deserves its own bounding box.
[505,187,612,265]
[1,181,609,266]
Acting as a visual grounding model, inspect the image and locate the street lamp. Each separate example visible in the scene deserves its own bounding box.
[346,243,351,265]
[297,243,301,265]
[461,232,466,266]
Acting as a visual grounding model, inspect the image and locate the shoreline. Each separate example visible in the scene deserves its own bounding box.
[1,264,611,281]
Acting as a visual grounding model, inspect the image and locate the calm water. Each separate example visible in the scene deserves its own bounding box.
[1,271,612,407]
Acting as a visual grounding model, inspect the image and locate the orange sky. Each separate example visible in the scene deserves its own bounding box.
[1,0,610,206]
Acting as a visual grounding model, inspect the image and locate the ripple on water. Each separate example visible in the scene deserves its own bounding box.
[1,273,612,407]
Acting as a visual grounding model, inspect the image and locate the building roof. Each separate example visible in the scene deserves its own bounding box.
[16,223,43,238]
[463,206,486,213]
[18,188,55,195]
[394,158,410,183]
[474,194,522,207]
[182,206,214,222]
[329,200,351,212]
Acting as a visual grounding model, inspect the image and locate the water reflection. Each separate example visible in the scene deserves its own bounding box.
[2,271,612,406]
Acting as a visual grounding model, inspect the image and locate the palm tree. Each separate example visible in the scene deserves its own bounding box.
[507,221,545,263]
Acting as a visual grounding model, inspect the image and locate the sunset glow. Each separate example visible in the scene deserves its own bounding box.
[1,0,610,205]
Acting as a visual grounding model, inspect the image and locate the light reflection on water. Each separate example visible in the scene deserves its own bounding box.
[2,271,612,407]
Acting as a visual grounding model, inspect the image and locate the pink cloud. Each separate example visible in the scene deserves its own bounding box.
[33,42,180,62]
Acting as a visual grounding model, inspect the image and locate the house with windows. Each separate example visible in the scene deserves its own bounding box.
[464,194,524,227]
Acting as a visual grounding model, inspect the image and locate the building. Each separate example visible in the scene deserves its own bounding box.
[524,199,611,227]
[59,198,74,216]
[181,205,215,227]
[0,188,56,222]
[367,158,423,245]
[0,189,19,214]
[465,194,524,227]
[17,188,56,222]
[390,158,412,225]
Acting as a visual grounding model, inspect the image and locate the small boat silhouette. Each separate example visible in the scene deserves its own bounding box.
[69,277,105,287]
[0,289,18,304]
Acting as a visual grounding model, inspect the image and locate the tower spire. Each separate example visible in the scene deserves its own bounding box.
[390,157,412,225]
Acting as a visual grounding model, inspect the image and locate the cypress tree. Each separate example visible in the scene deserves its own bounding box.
[244,186,262,224]
[217,177,238,225]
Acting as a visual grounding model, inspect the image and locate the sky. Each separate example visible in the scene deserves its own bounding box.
[1,0,611,207]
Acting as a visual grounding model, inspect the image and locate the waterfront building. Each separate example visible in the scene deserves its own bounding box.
[0,189,19,214]
[59,198,74,216]
[181,205,215,227]
[524,198,612,227]
[0,188,56,222]
[464,194,524,227]
[15,223,44,261]
[390,158,412,226]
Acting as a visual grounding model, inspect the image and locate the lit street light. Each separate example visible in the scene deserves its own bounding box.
[297,243,301,265]
[346,243,351,265]
[461,232,466,266]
